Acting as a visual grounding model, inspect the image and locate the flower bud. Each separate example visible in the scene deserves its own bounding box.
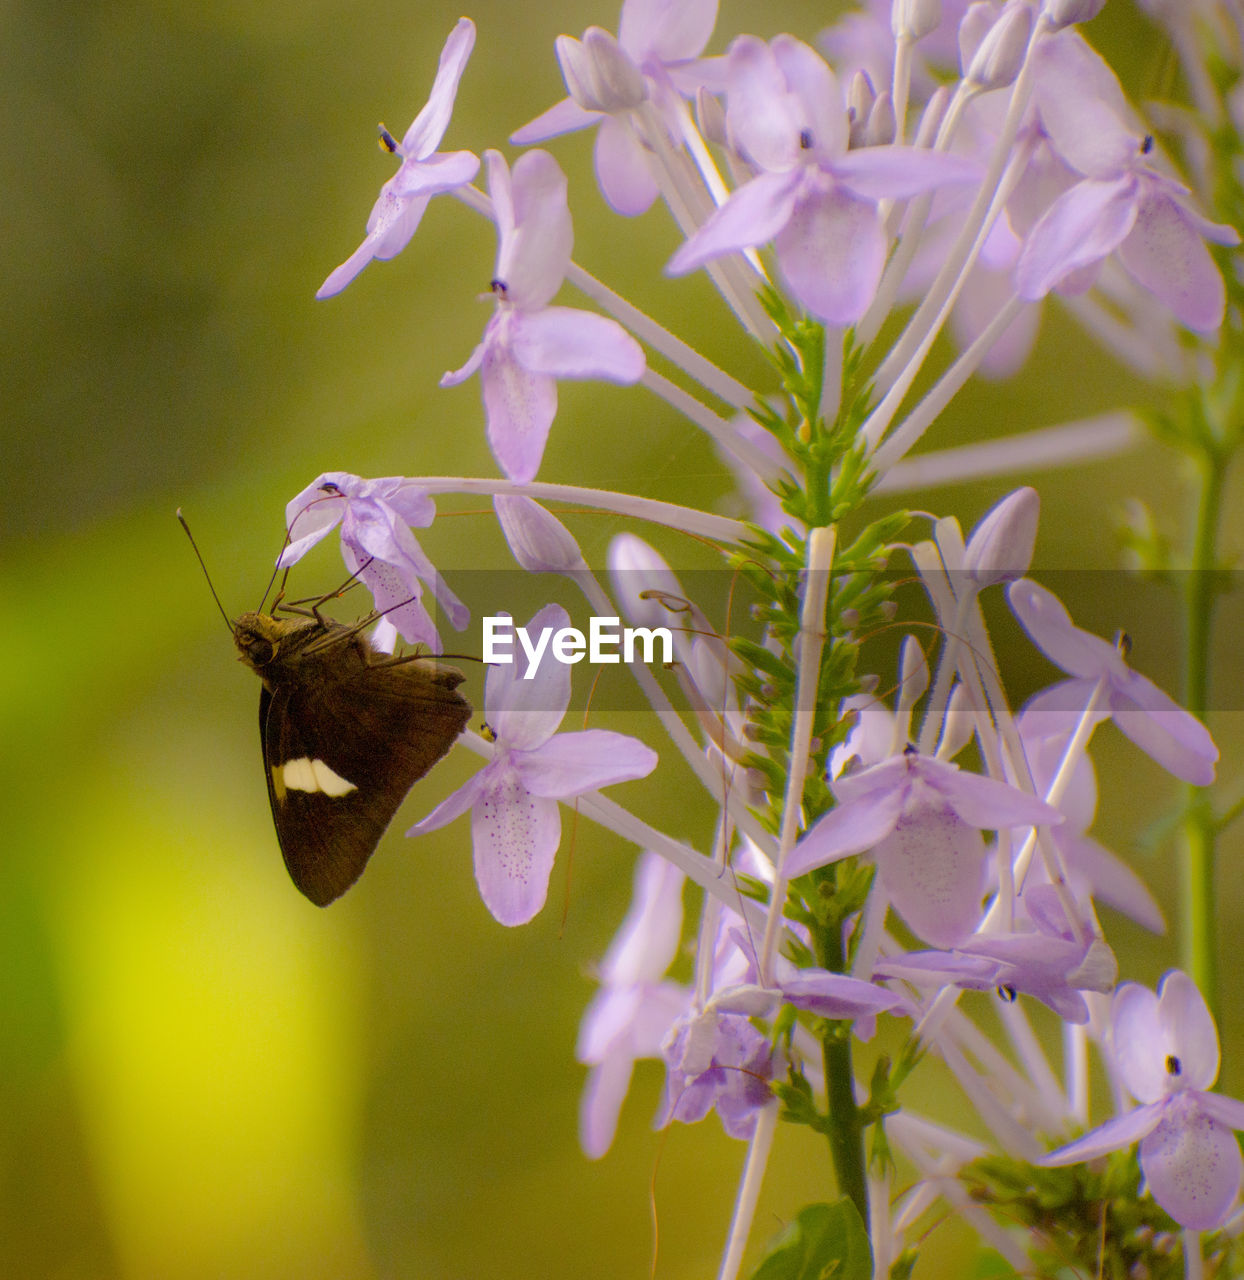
[898,634,930,704]
[957,1,996,71]
[892,0,943,41]
[1043,0,1106,29]
[556,27,646,114]
[695,85,728,147]
[964,487,1039,587]
[865,90,897,146]
[494,495,586,574]
[847,71,877,149]
[963,2,1034,91]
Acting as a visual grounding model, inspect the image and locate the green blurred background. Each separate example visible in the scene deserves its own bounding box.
[3,1,1241,1277]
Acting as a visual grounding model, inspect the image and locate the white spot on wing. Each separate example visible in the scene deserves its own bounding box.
[278,757,357,797]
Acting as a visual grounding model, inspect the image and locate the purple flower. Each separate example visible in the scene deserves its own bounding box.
[659,1007,775,1140]
[511,0,720,215]
[784,748,1064,948]
[441,150,645,483]
[1015,33,1238,330]
[279,472,468,651]
[1012,711,1164,933]
[409,604,658,925]
[877,884,1118,1024]
[1042,971,1244,1230]
[712,956,905,1036]
[317,19,480,299]
[666,34,979,323]
[1008,578,1218,786]
[577,852,690,1158]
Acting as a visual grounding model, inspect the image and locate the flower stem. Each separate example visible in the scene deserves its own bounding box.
[815,912,869,1225]
[1180,441,1225,1014]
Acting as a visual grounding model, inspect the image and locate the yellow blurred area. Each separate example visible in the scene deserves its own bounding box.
[3,1,1240,1278]
[50,768,368,1280]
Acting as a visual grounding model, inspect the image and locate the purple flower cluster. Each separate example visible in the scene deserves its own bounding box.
[265,0,1243,1273]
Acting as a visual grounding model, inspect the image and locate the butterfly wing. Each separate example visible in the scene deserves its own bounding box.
[260,655,471,905]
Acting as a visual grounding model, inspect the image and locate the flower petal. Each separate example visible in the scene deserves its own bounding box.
[1015,176,1138,300]
[407,768,489,836]
[515,729,658,797]
[279,482,347,565]
[488,604,572,747]
[391,148,480,198]
[873,805,986,947]
[1117,187,1228,331]
[1140,1099,1242,1230]
[509,307,645,381]
[472,777,560,925]
[599,853,686,985]
[1007,579,1123,679]
[832,145,980,201]
[1039,1102,1164,1165]
[782,785,905,879]
[619,0,718,62]
[402,17,477,158]
[594,114,660,216]
[482,337,558,484]
[1158,970,1219,1092]
[780,970,903,1019]
[919,756,1064,831]
[1197,1091,1244,1133]
[667,168,803,274]
[774,183,885,324]
[496,149,573,310]
[1107,669,1218,786]
[579,1052,636,1159]
[1112,982,1167,1103]
[511,97,600,146]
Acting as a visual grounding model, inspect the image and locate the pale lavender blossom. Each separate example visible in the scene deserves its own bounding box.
[279,472,468,651]
[441,150,645,483]
[317,19,480,298]
[512,0,720,215]
[1015,32,1239,330]
[659,1007,775,1139]
[877,884,1118,1023]
[667,34,980,323]
[1042,971,1244,1230]
[713,930,905,1030]
[577,852,690,1158]
[409,604,658,926]
[1008,578,1219,786]
[1012,710,1165,933]
[784,748,1064,948]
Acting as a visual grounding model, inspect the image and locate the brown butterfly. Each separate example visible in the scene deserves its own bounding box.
[232,608,471,905]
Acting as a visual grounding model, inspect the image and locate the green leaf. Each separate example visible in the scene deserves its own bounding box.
[748,1199,872,1280]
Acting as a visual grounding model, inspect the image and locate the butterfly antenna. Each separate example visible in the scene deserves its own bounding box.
[177,509,233,633]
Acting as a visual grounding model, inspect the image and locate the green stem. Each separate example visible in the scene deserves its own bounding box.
[815,912,869,1224]
[1180,444,1224,1014]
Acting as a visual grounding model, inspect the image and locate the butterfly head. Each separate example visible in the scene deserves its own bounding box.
[233,611,286,673]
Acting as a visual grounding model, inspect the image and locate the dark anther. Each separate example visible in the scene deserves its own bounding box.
[799,128,814,150]
[378,123,400,154]
[997,985,1018,1003]
[903,742,918,756]
[1141,134,1154,155]
[1114,630,1132,659]
[1166,1054,1182,1076]
[490,279,508,297]
[319,481,341,494]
